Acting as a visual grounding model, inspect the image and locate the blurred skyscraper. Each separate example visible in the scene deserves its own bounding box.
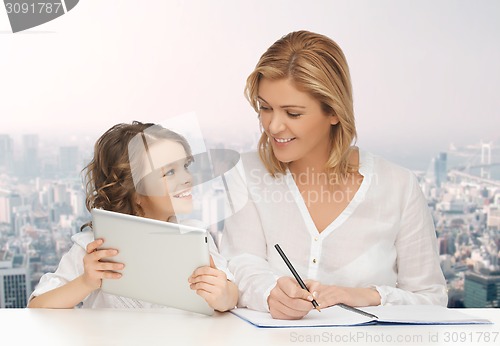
[59,146,79,177]
[21,134,40,179]
[464,271,500,308]
[0,254,31,308]
[434,152,447,187]
[0,134,14,173]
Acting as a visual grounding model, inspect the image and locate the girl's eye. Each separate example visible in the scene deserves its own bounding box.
[258,105,271,112]
[287,112,301,118]
[184,158,193,170]
[163,169,175,177]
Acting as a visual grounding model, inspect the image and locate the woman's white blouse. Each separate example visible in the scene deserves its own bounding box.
[220,150,448,312]
[30,222,230,308]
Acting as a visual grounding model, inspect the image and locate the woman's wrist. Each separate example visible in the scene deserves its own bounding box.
[365,287,381,306]
[315,285,381,308]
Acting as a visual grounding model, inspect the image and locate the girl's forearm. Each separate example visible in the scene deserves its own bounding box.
[27,275,96,309]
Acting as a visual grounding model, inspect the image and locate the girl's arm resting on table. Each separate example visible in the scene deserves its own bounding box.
[28,275,99,309]
[28,239,124,309]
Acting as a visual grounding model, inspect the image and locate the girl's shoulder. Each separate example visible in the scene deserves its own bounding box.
[70,230,95,250]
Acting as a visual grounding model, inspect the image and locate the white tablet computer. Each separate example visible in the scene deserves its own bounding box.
[91,208,213,315]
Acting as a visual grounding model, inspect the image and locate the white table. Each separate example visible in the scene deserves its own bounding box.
[1,308,498,345]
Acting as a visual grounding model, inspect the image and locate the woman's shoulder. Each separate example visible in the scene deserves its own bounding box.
[238,151,273,179]
[361,150,417,187]
[240,151,264,168]
[363,150,412,174]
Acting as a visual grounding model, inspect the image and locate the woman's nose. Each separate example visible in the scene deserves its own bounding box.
[267,113,286,135]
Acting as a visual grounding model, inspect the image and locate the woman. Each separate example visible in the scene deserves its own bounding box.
[220,30,447,320]
[28,121,238,311]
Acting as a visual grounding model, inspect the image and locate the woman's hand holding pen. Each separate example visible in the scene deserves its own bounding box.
[81,238,124,291]
[188,256,238,312]
[267,277,317,320]
[303,281,381,308]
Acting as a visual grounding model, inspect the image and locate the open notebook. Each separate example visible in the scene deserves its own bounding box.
[231,305,492,328]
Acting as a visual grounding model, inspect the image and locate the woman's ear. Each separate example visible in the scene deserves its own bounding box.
[330,114,340,125]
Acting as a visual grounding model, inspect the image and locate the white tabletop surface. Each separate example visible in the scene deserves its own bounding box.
[0,307,498,346]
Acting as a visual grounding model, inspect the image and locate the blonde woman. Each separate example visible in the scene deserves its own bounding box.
[220,31,447,320]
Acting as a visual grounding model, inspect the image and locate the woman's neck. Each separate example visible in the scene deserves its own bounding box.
[288,147,359,184]
[288,148,330,177]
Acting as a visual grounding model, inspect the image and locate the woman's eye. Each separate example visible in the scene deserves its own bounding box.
[258,105,271,111]
[287,111,301,118]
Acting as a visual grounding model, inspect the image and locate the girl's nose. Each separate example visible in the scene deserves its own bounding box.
[181,168,192,185]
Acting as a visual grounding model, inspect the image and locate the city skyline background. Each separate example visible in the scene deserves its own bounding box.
[1,0,499,172]
[1,1,499,309]
[1,124,499,309]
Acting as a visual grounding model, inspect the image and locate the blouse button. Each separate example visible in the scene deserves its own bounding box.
[314,237,318,241]
[313,258,317,264]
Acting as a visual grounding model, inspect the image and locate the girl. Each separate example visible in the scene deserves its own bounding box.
[28,122,238,311]
[220,30,447,319]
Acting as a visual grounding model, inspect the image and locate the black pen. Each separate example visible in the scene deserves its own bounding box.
[336,303,378,319]
[274,244,321,312]
[275,244,379,319]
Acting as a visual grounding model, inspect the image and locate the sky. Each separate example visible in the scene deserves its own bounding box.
[1,0,499,170]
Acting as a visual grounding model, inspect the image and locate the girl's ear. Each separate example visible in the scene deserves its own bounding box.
[134,194,146,216]
[135,194,143,207]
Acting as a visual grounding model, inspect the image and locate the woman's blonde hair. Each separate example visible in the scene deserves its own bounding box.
[245,30,357,177]
[81,121,192,230]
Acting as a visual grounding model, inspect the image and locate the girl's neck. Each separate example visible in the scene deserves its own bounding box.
[142,211,176,223]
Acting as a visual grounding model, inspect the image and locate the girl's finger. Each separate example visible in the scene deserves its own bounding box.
[93,248,119,260]
[96,262,124,271]
[102,271,122,279]
[86,239,104,253]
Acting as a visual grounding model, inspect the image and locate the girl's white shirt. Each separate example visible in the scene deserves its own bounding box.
[30,220,231,308]
[220,150,448,312]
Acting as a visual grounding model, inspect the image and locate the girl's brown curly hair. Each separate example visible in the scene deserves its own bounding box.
[81,121,192,231]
